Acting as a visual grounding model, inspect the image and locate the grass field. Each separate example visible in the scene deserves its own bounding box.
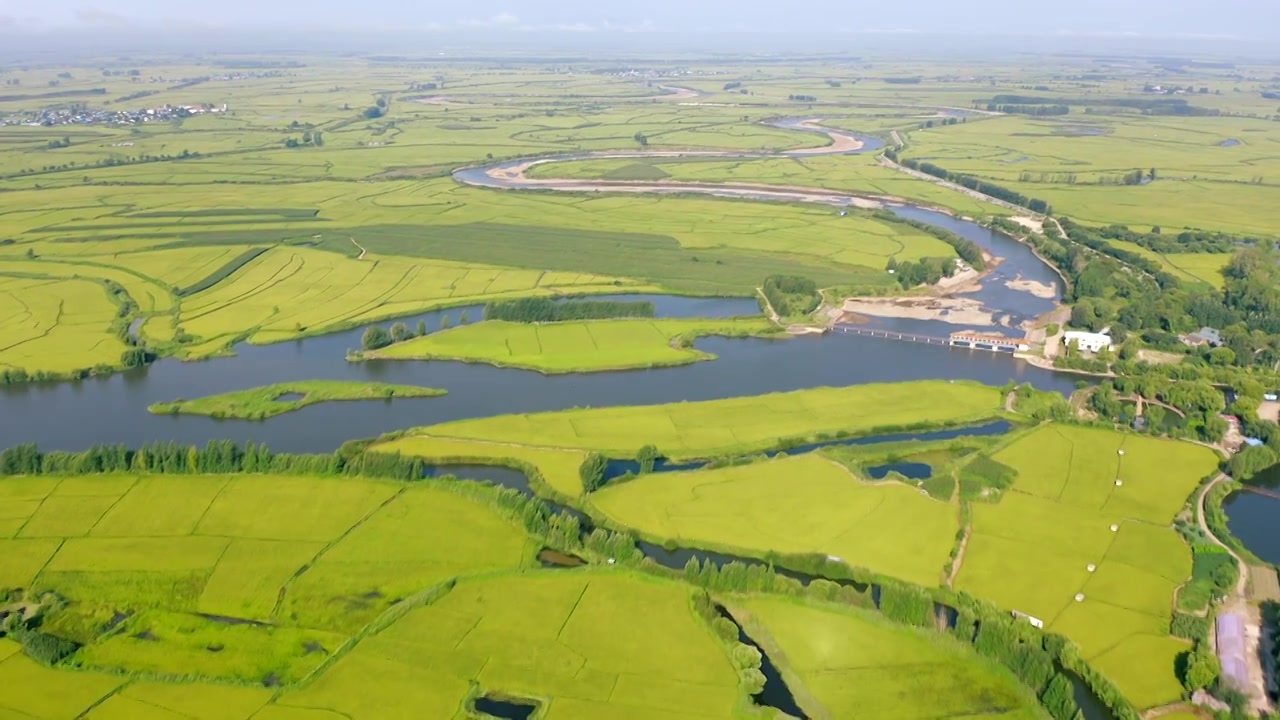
[277,571,747,720]
[953,425,1220,708]
[0,276,130,374]
[147,380,446,419]
[374,435,588,496]
[366,317,779,373]
[415,379,1004,460]
[905,114,1280,234]
[1,474,533,683]
[592,454,957,586]
[735,597,1046,719]
[1106,240,1231,289]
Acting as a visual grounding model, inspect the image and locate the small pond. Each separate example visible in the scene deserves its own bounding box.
[866,462,932,480]
[1221,139,1241,147]
[472,695,537,720]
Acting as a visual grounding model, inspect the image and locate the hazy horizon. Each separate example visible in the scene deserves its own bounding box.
[2,0,1277,39]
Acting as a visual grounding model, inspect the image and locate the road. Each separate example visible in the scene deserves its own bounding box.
[1197,474,1272,716]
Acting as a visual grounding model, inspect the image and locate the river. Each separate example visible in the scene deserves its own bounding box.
[0,120,1076,453]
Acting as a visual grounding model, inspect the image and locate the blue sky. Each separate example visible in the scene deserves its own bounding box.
[2,0,1277,38]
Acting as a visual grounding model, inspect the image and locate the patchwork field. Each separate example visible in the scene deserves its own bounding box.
[736,597,1046,719]
[367,317,778,373]
[953,425,1220,708]
[592,454,957,586]
[277,572,746,720]
[147,380,447,420]
[905,114,1280,234]
[0,474,532,682]
[415,379,1004,460]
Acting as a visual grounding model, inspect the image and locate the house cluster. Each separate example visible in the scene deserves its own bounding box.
[1183,326,1223,348]
[1,103,228,127]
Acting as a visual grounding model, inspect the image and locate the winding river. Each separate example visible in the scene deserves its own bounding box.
[1,118,1070,454]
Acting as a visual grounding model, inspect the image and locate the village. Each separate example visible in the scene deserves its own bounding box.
[0,102,228,127]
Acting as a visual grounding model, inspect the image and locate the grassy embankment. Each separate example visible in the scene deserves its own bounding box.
[363,317,780,373]
[0,472,1045,720]
[147,381,447,420]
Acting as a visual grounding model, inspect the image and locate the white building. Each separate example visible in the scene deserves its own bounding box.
[1063,331,1114,354]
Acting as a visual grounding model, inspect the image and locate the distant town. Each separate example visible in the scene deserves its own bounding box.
[0,103,228,127]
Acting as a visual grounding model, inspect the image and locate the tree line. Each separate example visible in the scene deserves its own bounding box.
[0,440,425,481]
[483,298,655,323]
[886,152,1052,214]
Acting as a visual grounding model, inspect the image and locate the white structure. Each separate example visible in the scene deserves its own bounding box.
[1012,610,1044,629]
[1063,330,1114,354]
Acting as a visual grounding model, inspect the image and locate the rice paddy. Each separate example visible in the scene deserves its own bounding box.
[953,424,1221,709]
[735,597,1046,719]
[366,317,779,373]
[147,380,446,420]
[415,379,1004,460]
[592,454,958,586]
[0,474,532,686]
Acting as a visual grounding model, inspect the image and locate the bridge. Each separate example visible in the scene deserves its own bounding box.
[832,325,1029,354]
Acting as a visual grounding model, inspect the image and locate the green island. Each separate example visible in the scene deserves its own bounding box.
[1,33,1279,720]
[147,381,447,420]
[360,317,781,373]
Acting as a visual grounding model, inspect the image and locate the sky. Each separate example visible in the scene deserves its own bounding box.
[2,0,1278,39]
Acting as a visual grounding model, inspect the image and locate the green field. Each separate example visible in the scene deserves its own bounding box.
[736,597,1047,719]
[593,454,957,586]
[374,435,588,496]
[953,425,1220,708]
[0,276,131,374]
[0,469,1051,720]
[366,317,779,373]
[413,379,1004,460]
[905,114,1280,234]
[278,571,746,720]
[147,380,446,419]
[0,474,533,684]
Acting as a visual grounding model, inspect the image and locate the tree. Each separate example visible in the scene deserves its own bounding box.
[579,452,608,492]
[389,322,412,343]
[459,310,470,325]
[633,131,648,147]
[361,326,391,350]
[363,106,384,119]
[1149,168,1158,181]
[1180,648,1220,691]
[415,320,427,337]
[636,445,660,474]
[375,97,387,108]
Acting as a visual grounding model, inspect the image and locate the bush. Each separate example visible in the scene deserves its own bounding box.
[484,298,654,323]
[578,453,607,492]
[11,628,79,665]
[1170,613,1210,643]
[361,326,392,350]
